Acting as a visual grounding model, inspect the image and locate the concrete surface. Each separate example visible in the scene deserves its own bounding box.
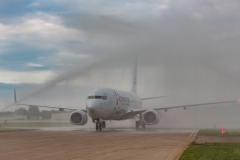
[0,128,197,160]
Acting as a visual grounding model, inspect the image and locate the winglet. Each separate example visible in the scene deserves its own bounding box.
[14,88,17,103]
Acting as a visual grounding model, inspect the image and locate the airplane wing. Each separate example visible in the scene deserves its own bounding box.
[14,89,84,112]
[16,103,81,111]
[126,100,238,115]
[141,95,173,101]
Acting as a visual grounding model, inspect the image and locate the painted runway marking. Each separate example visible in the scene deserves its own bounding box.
[164,131,196,160]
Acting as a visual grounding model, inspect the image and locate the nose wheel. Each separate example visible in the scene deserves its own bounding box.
[96,122,102,131]
[95,120,106,131]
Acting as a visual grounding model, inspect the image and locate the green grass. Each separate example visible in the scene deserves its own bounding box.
[180,143,240,160]
[0,121,72,128]
[180,130,240,160]
[198,129,240,137]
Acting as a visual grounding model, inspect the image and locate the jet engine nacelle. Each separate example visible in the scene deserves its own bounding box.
[70,110,88,125]
[143,109,160,125]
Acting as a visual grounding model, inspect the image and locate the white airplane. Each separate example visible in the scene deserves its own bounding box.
[14,59,238,131]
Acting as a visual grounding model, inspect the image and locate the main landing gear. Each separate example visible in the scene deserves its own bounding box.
[136,121,146,130]
[135,113,146,131]
[95,119,106,131]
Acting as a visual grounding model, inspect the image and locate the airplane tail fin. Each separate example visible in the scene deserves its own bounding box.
[131,56,137,94]
[14,88,17,103]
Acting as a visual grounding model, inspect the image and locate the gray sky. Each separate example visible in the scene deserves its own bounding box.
[1,0,240,113]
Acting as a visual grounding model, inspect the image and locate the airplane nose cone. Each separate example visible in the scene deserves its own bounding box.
[86,101,100,117]
[86,99,114,119]
[87,101,100,109]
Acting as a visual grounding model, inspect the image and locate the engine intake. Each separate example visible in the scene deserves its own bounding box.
[143,109,160,125]
[70,110,88,125]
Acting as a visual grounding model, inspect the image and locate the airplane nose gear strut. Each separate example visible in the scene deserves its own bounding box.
[96,120,102,131]
[95,119,105,131]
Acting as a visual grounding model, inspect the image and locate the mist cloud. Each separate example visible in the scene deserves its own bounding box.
[1,1,240,129]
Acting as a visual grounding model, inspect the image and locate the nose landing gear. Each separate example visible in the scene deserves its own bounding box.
[95,119,106,131]
[96,122,102,131]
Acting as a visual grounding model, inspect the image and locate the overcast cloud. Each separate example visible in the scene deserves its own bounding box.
[1,0,240,129]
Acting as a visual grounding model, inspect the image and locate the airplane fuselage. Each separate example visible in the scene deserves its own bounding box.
[86,88,142,120]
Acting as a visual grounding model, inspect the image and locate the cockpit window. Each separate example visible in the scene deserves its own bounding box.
[95,96,102,99]
[88,96,94,99]
[88,96,107,100]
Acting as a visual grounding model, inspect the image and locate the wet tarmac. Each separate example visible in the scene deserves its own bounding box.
[0,128,197,160]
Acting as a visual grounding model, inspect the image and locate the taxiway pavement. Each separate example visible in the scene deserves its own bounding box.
[0,128,197,160]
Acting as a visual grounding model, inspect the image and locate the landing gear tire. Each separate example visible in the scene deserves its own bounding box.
[136,121,140,130]
[96,122,102,131]
[102,121,106,129]
[96,123,99,131]
[142,122,146,130]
